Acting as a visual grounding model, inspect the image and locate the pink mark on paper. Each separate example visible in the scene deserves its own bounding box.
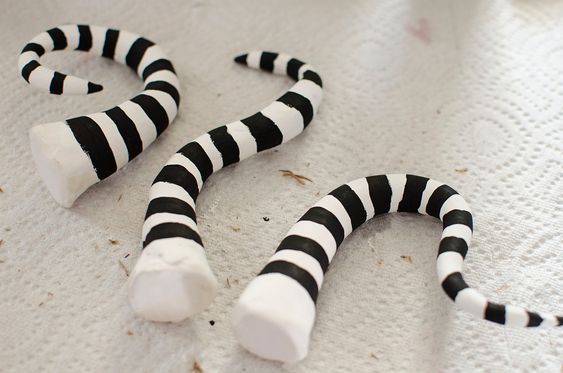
[406,18,431,44]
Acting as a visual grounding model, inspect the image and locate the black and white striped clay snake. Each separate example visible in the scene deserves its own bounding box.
[18,24,180,207]
[18,31,560,363]
[128,51,324,322]
[233,174,562,362]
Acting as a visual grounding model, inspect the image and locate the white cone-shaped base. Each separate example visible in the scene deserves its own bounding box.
[128,238,218,322]
[29,122,99,208]
[232,274,317,363]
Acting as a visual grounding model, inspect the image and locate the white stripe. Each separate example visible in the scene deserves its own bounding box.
[386,174,407,213]
[226,121,257,161]
[504,305,529,327]
[62,74,89,95]
[89,25,108,56]
[119,100,158,149]
[142,236,204,254]
[142,89,178,122]
[195,133,223,172]
[454,288,487,319]
[149,181,195,208]
[142,212,198,241]
[269,249,324,289]
[30,31,54,51]
[261,102,303,143]
[436,251,464,282]
[28,66,54,91]
[246,51,262,69]
[313,195,353,236]
[441,224,472,246]
[113,30,138,65]
[538,313,558,328]
[418,179,443,214]
[18,51,38,71]
[289,80,323,114]
[144,70,179,89]
[59,25,79,49]
[88,112,129,168]
[439,194,471,220]
[273,53,292,75]
[137,45,168,76]
[286,221,337,261]
[347,178,375,220]
[166,153,203,190]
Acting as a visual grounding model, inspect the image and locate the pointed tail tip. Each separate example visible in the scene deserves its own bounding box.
[234,54,248,65]
[87,82,103,94]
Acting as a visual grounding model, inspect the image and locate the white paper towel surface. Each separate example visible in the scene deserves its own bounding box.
[0,0,561,372]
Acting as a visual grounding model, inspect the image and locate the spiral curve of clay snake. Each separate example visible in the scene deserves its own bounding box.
[18,24,180,207]
[233,174,562,362]
[128,51,323,322]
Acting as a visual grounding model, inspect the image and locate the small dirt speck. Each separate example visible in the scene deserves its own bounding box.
[119,260,129,277]
[263,217,270,222]
[279,169,312,185]
[192,361,203,373]
[209,320,215,326]
[109,239,119,245]
[400,255,413,263]
[127,330,134,336]
[455,167,468,173]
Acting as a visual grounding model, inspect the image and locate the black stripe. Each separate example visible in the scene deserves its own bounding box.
[144,81,180,107]
[240,112,283,152]
[329,185,367,229]
[259,51,278,72]
[485,302,506,325]
[441,272,469,301]
[302,70,323,88]
[145,196,196,221]
[47,27,67,50]
[104,107,143,160]
[277,235,330,273]
[76,25,92,51]
[21,43,45,56]
[102,29,119,59]
[234,54,248,64]
[286,58,305,81]
[21,60,40,82]
[277,91,314,127]
[87,82,102,93]
[130,94,169,136]
[49,71,65,94]
[438,237,469,259]
[208,126,240,167]
[398,175,429,213]
[142,59,176,80]
[366,175,392,215]
[66,116,117,179]
[300,207,345,246]
[178,142,214,181]
[143,222,202,248]
[126,37,155,71]
[153,165,199,201]
[426,184,458,218]
[556,316,562,326]
[526,312,543,327]
[259,260,319,302]
[442,210,473,231]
